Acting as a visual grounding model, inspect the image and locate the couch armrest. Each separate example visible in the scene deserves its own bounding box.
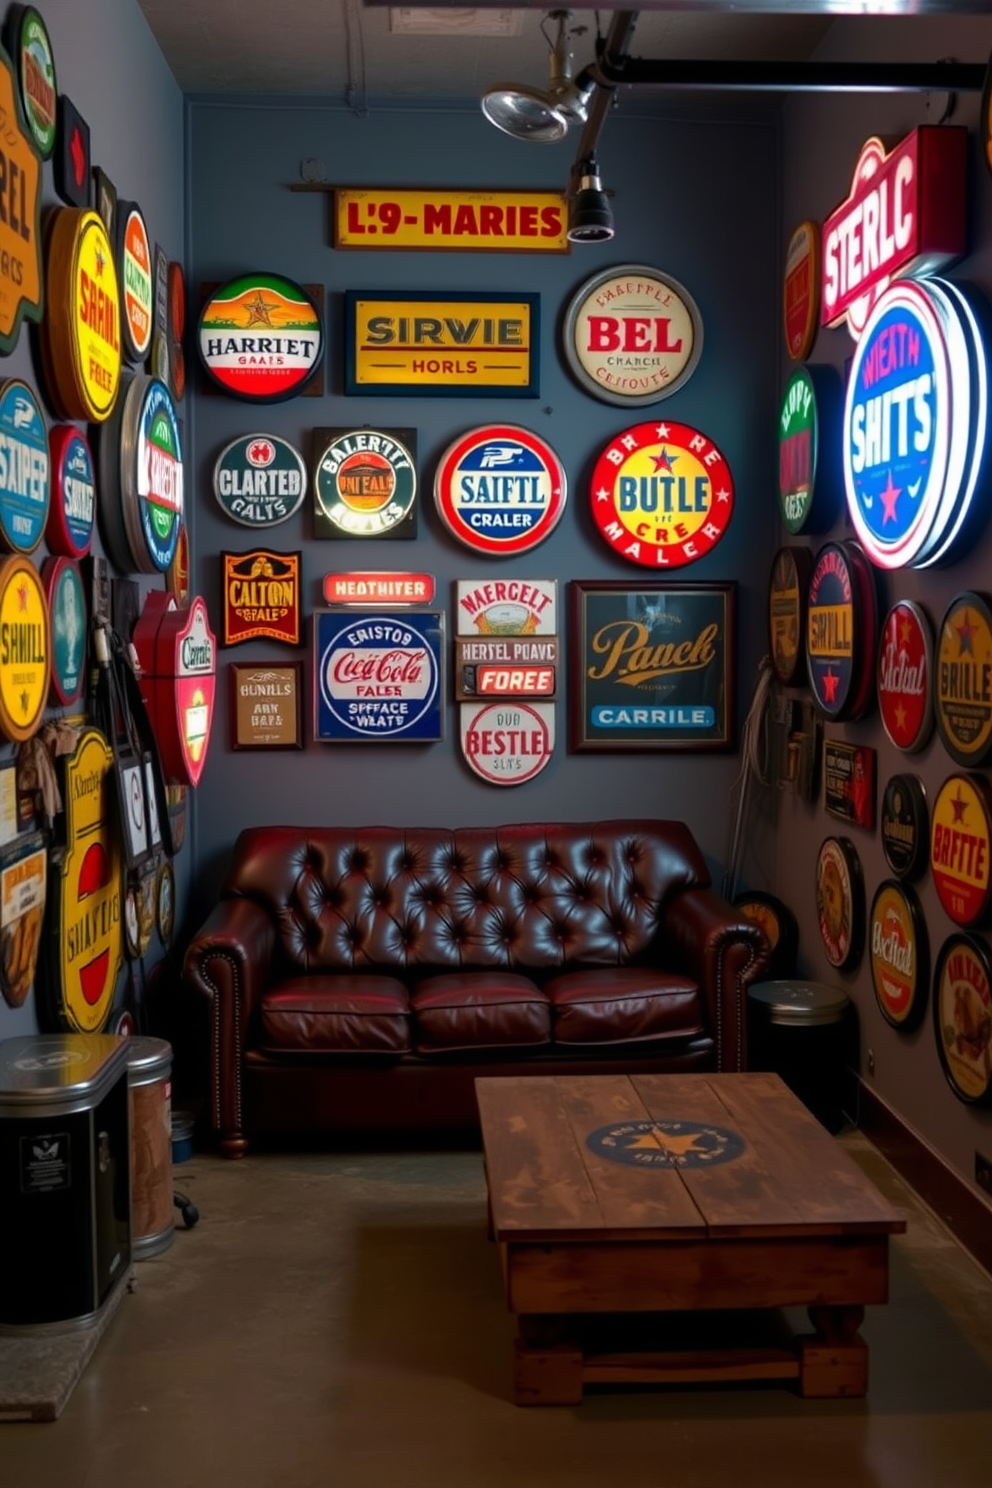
[657,887,770,1072]
[183,897,278,1156]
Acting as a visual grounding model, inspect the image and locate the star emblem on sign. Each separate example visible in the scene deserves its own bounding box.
[71,127,86,188]
[880,471,901,525]
[956,611,977,655]
[651,448,677,472]
[951,788,969,825]
[16,581,28,612]
[822,668,839,704]
[243,293,277,328]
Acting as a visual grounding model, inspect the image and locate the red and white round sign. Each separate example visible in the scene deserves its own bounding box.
[460,701,554,785]
[434,425,566,557]
[590,420,734,568]
[877,600,934,753]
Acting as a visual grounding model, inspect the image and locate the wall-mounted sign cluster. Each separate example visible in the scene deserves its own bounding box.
[198,273,324,402]
[313,608,444,743]
[805,541,876,720]
[222,549,301,647]
[214,433,308,528]
[313,427,417,540]
[434,425,566,556]
[777,365,841,534]
[561,265,703,407]
[334,187,568,253]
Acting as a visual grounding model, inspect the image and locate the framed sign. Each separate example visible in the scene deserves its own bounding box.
[313,608,444,743]
[345,291,539,397]
[334,187,567,252]
[312,427,417,539]
[569,580,734,752]
[823,739,875,831]
[230,663,304,750]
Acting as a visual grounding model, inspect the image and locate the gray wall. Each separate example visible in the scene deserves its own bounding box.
[0,0,184,1043]
[777,15,992,1202]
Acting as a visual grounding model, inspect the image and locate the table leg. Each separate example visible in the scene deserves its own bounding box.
[798,1304,868,1398]
[514,1315,583,1406]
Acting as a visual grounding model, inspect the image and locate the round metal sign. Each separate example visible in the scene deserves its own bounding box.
[41,556,86,707]
[870,879,928,1032]
[314,428,416,538]
[777,365,841,534]
[933,933,992,1106]
[46,424,95,558]
[10,5,57,160]
[589,419,734,569]
[41,208,122,423]
[460,700,554,786]
[118,203,154,363]
[783,220,819,363]
[881,773,929,881]
[815,835,863,971]
[0,379,49,554]
[934,592,992,767]
[0,553,50,741]
[197,272,324,402]
[878,600,934,753]
[434,425,566,556]
[561,264,703,406]
[768,545,810,686]
[806,542,857,719]
[214,433,307,528]
[930,772,992,929]
[122,376,184,574]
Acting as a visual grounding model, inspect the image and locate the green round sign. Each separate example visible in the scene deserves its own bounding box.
[777,365,841,535]
[12,7,57,160]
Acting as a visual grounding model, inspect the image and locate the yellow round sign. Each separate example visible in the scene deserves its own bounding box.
[71,211,122,420]
[56,729,123,1033]
[930,773,992,928]
[0,555,50,741]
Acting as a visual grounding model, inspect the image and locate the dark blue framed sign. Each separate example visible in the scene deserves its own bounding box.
[313,608,445,742]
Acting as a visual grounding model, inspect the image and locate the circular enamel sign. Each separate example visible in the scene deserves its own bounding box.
[214,434,307,528]
[933,933,992,1105]
[434,425,566,556]
[777,365,840,534]
[0,554,50,741]
[930,773,992,929]
[815,835,863,971]
[51,209,122,422]
[46,424,95,558]
[878,600,934,753]
[935,592,992,767]
[768,545,810,686]
[561,265,703,406]
[314,429,416,538]
[118,203,153,363]
[0,379,49,554]
[870,879,928,1032]
[197,273,324,402]
[783,220,819,363]
[461,701,554,785]
[124,377,184,573]
[11,6,57,160]
[881,774,929,881]
[734,891,799,979]
[41,556,86,707]
[589,420,734,569]
[806,542,857,718]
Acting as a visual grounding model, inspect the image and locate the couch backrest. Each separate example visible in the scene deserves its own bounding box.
[222,821,710,975]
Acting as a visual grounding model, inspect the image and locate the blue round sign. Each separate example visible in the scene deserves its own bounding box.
[586,1119,745,1169]
[0,380,50,555]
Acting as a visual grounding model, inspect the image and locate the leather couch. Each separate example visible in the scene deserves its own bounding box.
[183,820,769,1156]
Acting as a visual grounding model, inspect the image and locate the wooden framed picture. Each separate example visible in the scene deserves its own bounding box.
[229,662,304,750]
[568,580,735,752]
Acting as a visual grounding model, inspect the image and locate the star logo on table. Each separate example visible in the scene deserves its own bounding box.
[586,1119,745,1169]
[879,471,901,525]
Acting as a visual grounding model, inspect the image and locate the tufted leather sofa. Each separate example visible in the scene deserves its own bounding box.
[183,820,769,1156]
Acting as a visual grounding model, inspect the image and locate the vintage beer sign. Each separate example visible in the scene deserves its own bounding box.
[457,635,559,701]
[455,578,556,636]
[345,291,538,397]
[9,6,57,159]
[434,425,566,556]
[806,543,855,718]
[222,549,301,647]
[881,773,929,881]
[777,365,840,534]
[930,773,992,928]
[41,208,121,422]
[314,609,444,742]
[214,433,308,527]
[0,379,49,554]
[134,594,216,787]
[118,202,153,363]
[46,424,95,557]
[821,127,966,338]
[878,600,933,752]
[313,427,417,540]
[933,933,992,1105]
[41,556,86,707]
[870,879,927,1032]
[323,572,435,606]
[0,553,49,740]
[590,420,734,569]
[561,265,703,406]
[44,728,122,1033]
[935,592,992,767]
[0,42,42,355]
[783,220,819,362]
[0,831,45,1008]
[460,701,554,786]
[815,835,863,971]
[824,739,875,831]
[198,273,324,401]
[129,376,184,573]
[334,187,567,252]
[768,546,810,687]
[230,663,303,750]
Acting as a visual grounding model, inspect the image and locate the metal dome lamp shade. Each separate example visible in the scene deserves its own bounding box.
[481,10,595,144]
[567,156,614,243]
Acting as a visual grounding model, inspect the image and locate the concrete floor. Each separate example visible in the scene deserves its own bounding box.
[3,1131,992,1488]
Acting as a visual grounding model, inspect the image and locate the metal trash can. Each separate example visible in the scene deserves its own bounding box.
[0,1034,131,1332]
[126,1037,174,1259]
[747,980,853,1133]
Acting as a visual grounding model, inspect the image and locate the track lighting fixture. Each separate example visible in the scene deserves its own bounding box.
[567,156,614,243]
[480,10,594,144]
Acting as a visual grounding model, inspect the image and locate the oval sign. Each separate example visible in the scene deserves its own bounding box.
[12,6,57,160]
[460,700,554,785]
[589,419,734,569]
[881,773,929,881]
[768,545,810,686]
[878,600,934,753]
[777,365,840,534]
[933,933,992,1106]
[41,556,86,707]
[434,425,566,556]
[783,220,819,362]
[815,835,863,971]
[934,591,992,767]
[0,554,50,740]
[119,203,154,363]
[197,273,323,402]
[214,433,307,527]
[806,542,857,718]
[561,264,703,406]
[870,878,928,1032]
[0,379,49,554]
[930,773,992,928]
[127,377,184,573]
[46,424,95,557]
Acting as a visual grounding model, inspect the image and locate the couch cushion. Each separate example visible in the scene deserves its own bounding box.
[259,975,410,1055]
[546,968,703,1047]
[411,972,551,1055]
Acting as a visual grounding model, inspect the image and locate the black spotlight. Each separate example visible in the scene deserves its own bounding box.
[567,158,614,243]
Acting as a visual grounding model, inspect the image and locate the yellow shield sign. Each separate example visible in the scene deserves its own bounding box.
[0,45,43,354]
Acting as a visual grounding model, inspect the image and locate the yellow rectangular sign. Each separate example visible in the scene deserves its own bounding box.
[346,293,540,397]
[334,188,568,253]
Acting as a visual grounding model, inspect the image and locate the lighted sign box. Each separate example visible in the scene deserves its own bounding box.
[345,292,539,397]
[334,188,568,253]
[313,608,444,743]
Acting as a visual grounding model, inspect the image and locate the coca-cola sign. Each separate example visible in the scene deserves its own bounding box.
[877,601,934,753]
[313,609,444,741]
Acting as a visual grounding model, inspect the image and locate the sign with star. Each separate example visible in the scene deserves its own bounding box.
[198,273,324,402]
[806,541,876,722]
[54,93,90,207]
[561,265,703,407]
[935,592,992,767]
[0,554,50,742]
[930,773,992,928]
[878,600,934,753]
[39,208,121,423]
[585,1119,744,1168]
[589,420,734,569]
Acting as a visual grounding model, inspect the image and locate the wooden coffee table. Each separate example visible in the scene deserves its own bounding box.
[476,1072,906,1405]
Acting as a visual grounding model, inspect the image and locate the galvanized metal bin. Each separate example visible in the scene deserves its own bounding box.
[747,980,853,1133]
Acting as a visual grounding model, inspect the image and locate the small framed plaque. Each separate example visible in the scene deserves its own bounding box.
[823,739,875,830]
[229,663,304,750]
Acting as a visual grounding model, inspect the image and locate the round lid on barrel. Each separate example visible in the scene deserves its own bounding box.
[748,980,850,1026]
